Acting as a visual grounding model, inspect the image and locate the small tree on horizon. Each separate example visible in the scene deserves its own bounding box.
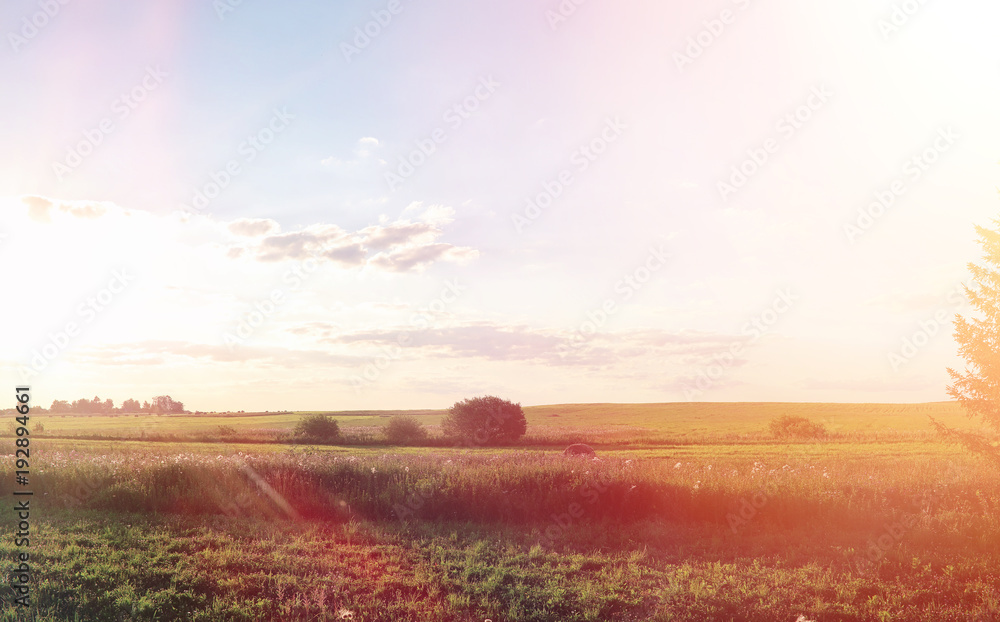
[294,414,341,444]
[442,395,527,446]
[384,415,428,445]
[939,215,1000,465]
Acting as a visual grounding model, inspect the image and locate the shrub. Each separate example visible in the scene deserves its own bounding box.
[442,395,527,446]
[384,416,428,445]
[217,425,237,437]
[769,415,827,439]
[293,414,341,443]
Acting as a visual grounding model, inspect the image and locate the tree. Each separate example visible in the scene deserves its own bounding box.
[384,415,428,445]
[153,395,184,414]
[294,414,341,443]
[50,400,70,412]
[941,216,1000,464]
[442,395,527,446]
[121,399,141,413]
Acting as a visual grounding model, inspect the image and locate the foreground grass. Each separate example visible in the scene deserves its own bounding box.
[1,511,460,622]
[4,511,1000,622]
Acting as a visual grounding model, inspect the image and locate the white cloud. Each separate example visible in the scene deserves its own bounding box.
[227,218,280,237]
[22,195,111,222]
[240,204,476,271]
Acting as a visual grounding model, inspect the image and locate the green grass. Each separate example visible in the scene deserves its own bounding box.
[5,508,1000,621]
[0,511,459,622]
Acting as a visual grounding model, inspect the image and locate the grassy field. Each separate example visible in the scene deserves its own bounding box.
[15,401,975,445]
[2,402,998,621]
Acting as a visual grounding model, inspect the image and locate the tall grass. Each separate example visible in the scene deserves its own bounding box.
[6,446,997,543]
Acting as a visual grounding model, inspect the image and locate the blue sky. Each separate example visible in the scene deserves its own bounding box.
[1,0,999,410]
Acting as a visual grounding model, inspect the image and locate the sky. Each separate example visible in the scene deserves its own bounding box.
[1,0,998,411]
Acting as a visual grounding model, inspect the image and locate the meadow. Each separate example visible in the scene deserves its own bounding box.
[1,402,998,621]
[14,401,973,445]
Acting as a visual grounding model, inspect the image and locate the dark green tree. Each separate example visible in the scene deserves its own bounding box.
[940,216,1000,464]
[384,415,428,445]
[442,395,527,446]
[294,414,341,443]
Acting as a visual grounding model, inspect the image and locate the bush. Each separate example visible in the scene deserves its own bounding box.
[769,415,827,439]
[442,395,527,446]
[384,416,428,445]
[293,414,341,444]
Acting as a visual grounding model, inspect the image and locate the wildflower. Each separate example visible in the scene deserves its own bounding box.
[674,462,682,469]
[371,467,376,474]
[706,465,712,471]
[693,481,700,491]
[404,466,409,472]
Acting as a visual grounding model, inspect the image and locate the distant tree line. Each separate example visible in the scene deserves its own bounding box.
[48,395,185,414]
